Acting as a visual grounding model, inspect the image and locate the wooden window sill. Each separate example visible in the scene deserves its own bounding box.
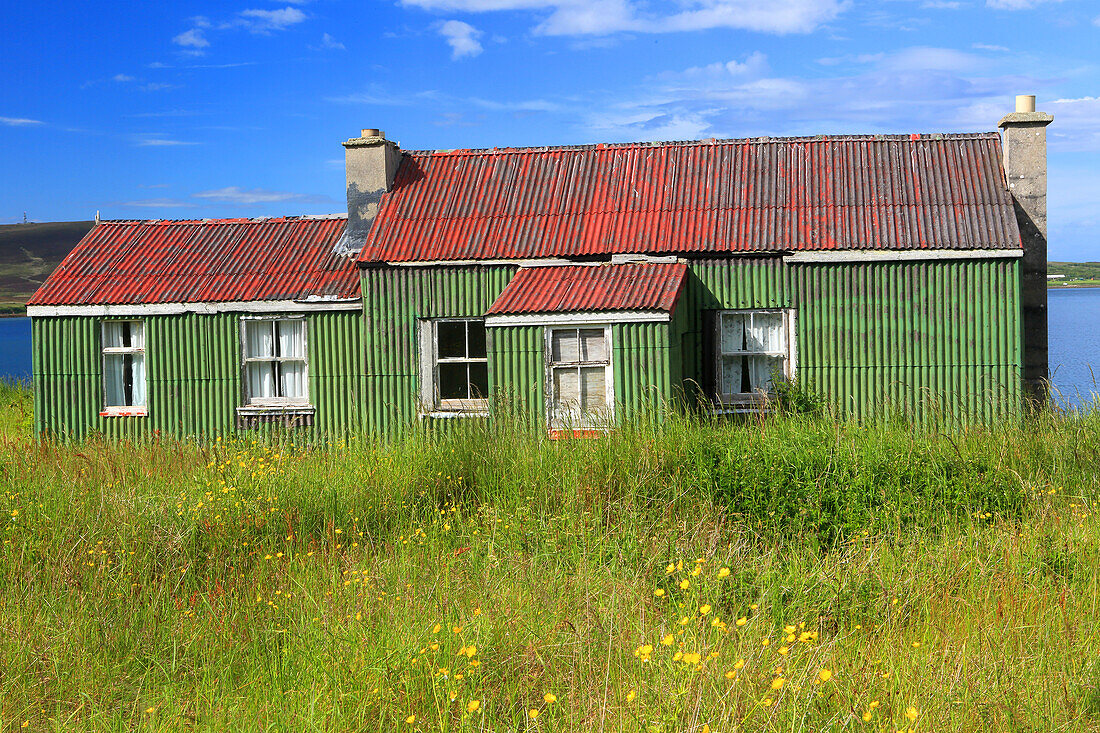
[100,407,148,418]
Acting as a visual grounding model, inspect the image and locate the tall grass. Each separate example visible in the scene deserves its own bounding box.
[2,388,1100,731]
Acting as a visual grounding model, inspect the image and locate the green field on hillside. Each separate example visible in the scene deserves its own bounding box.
[0,221,92,312]
[1048,261,1100,287]
[3,386,1100,731]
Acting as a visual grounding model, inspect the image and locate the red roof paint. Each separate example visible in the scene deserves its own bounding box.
[486,262,687,315]
[359,133,1021,264]
[29,217,359,306]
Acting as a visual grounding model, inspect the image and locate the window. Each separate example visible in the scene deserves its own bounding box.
[715,310,793,406]
[547,326,613,429]
[420,319,489,414]
[242,318,309,406]
[102,321,146,414]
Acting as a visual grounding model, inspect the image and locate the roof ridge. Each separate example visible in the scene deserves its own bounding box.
[97,214,348,225]
[403,132,1002,157]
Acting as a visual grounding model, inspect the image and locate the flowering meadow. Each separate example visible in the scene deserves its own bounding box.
[2,384,1100,731]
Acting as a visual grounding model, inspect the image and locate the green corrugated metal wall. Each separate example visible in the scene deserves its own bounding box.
[32,256,1022,438]
[33,310,364,439]
[677,258,1022,421]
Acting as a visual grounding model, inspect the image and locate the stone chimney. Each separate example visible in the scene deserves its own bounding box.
[334,129,402,256]
[999,95,1053,406]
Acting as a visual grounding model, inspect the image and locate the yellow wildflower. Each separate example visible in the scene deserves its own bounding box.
[718,567,731,578]
[736,617,748,627]
[654,589,666,597]
[406,715,416,724]
[528,709,539,719]
[905,707,919,721]
[626,689,637,702]
[543,693,557,704]
[466,700,480,713]
[679,579,691,590]
[771,677,785,690]
[661,634,675,646]
[817,668,833,683]
[699,604,712,616]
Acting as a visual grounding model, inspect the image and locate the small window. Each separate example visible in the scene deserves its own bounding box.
[420,319,489,414]
[547,326,613,429]
[242,317,309,406]
[102,321,146,413]
[715,310,793,406]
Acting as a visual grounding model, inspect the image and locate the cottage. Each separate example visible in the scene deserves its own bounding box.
[27,96,1052,438]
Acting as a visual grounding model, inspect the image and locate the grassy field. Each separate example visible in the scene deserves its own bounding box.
[3,385,1100,731]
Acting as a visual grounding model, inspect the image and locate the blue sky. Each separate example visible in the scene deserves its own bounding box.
[2,0,1100,259]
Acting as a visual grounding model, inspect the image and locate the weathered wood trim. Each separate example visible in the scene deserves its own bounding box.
[785,249,1023,263]
[28,299,362,317]
[485,310,669,327]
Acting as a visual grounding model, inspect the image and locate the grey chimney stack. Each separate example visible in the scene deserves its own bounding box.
[334,129,402,256]
[999,95,1053,406]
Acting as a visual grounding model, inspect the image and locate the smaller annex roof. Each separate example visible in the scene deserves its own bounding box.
[486,262,687,317]
[29,217,358,307]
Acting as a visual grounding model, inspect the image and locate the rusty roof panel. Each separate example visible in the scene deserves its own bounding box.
[29,217,359,306]
[486,262,688,316]
[359,133,1021,263]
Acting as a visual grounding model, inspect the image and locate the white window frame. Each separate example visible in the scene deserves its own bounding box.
[714,309,796,410]
[544,324,615,431]
[418,318,490,417]
[239,315,311,409]
[100,319,147,417]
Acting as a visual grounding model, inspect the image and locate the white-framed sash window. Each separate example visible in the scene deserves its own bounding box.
[241,317,309,407]
[102,320,146,413]
[419,318,489,415]
[715,309,794,406]
[546,325,614,430]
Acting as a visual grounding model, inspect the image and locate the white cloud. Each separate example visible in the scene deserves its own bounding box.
[0,116,43,126]
[192,186,331,204]
[921,0,961,7]
[439,20,483,58]
[319,32,345,50]
[986,0,1062,8]
[112,74,135,82]
[172,8,305,54]
[237,7,307,33]
[173,28,210,49]
[972,43,1009,52]
[135,136,199,147]
[403,0,847,36]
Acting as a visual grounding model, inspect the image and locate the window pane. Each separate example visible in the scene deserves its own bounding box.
[579,329,606,362]
[551,329,579,363]
[247,362,276,400]
[553,367,580,410]
[103,322,124,349]
[720,313,746,354]
[104,354,127,406]
[438,362,468,400]
[468,362,488,399]
[245,321,274,359]
[280,361,307,399]
[746,313,783,353]
[720,355,743,396]
[129,322,144,349]
[747,355,784,392]
[579,366,606,414]
[438,321,466,359]
[130,354,146,406]
[276,320,305,359]
[467,321,486,358]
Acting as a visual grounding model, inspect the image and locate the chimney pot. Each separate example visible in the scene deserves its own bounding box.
[361,128,383,139]
[1016,95,1036,113]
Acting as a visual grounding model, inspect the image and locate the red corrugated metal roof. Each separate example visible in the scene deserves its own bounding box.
[486,262,687,315]
[359,133,1021,263]
[29,217,359,306]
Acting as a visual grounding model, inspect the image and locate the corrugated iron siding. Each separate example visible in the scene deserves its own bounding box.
[361,266,517,433]
[361,134,1021,263]
[677,258,1021,420]
[33,310,364,439]
[30,217,359,306]
[486,262,687,315]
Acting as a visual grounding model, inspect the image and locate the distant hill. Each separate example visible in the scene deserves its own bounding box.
[0,221,93,313]
[1048,262,1100,288]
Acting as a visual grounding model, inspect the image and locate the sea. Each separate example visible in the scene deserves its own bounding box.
[2,290,1098,407]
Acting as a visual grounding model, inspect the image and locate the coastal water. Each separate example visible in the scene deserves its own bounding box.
[1,292,1098,406]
